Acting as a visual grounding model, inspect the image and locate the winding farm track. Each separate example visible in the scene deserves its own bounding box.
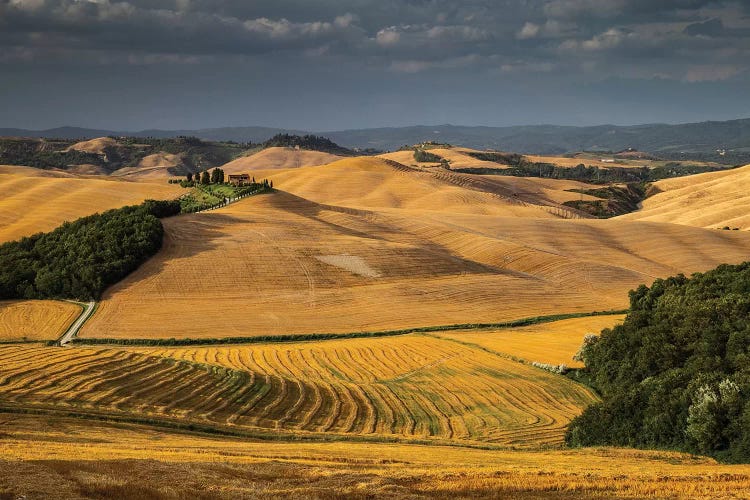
[58,301,95,346]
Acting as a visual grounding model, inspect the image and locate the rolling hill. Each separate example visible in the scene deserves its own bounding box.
[0,136,248,175]
[0,337,596,445]
[0,165,181,243]
[618,163,750,229]
[3,141,750,498]
[80,157,750,340]
[221,147,343,173]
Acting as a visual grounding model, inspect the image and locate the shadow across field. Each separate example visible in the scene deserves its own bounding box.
[98,211,247,299]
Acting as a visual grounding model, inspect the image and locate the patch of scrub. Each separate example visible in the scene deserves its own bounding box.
[316,254,381,278]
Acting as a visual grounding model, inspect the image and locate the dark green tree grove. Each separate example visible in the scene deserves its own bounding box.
[0,201,174,301]
[210,168,225,184]
[566,262,750,462]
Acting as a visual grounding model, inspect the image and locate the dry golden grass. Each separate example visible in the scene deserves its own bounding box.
[619,164,750,230]
[62,136,119,154]
[475,174,604,204]
[0,165,182,243]
[7,150,750,497]
[431,147,511,169]
[433,315,626,368]
[378,150,443,167]
[0,300,80,341]
[110,152,184,179]
[221,146,342,173]
[239,156,569,216]
[380,147,515,170]
[1,414,749,499]
[0,337,595,446]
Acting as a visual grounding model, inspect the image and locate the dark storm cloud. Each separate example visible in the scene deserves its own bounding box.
[0,0,749,129]
[2,0,748,75]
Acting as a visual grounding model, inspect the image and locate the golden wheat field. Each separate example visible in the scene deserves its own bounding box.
[0,300,80,341]
[1,414,750,499]
[432,315,626,368]
[4,149,750,499]
[110,152,185,179]
[0,334,596,445]
[619,164,750,230]
[82,157,750,340]
[0,165,182,243]
[221,146,343,173]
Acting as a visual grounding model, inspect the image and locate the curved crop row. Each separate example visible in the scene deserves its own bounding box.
[0,335,596,447]
[124,334,598,446]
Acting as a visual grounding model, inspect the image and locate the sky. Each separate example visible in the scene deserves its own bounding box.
[1,0,750,131]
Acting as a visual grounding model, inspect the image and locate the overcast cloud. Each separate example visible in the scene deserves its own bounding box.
[1,0,749,130]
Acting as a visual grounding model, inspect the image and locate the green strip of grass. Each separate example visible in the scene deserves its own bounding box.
[72,309,627,347]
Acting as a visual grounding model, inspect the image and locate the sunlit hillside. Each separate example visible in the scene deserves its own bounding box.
[0,165,181,243]
[619,163,750,229]
[221,146,343,173]
[0,300,80,341]
[3,142,750,500]
[81,157,750,340]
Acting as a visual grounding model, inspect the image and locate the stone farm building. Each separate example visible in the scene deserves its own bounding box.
[228,174,250,185]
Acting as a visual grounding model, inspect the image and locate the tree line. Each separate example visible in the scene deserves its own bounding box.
[413,149,443,163]
[566,261,750,462]
[460,151,733,184]
[176,167,226,185]
[0,200,180,301]
[263,133,353,155]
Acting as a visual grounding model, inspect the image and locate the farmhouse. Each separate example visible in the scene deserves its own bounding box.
[228,174,250,185]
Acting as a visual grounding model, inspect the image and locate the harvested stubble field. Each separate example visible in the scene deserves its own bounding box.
[0,165,181,243]
[81,157,750,340]
[0,300,80,342]
[431,315,626,368]
[619,163,750,230]
[0,335,596,446]
[1,414,750,499]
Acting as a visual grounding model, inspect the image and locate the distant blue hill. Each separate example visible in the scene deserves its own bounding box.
[2,118,750,158]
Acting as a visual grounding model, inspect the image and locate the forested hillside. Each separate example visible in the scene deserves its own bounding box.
[567,262,750,462]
